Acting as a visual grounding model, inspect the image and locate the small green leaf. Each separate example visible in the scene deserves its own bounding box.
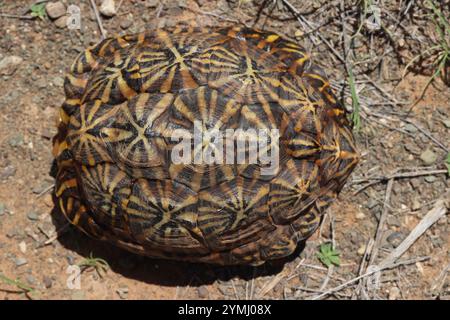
[317,243,341,268]
[30,3,46,20]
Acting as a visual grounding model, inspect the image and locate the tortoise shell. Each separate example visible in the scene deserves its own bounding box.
[52,26,359,266]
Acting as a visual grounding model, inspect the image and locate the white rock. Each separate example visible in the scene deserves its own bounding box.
[19,241,27,253]
[100,0,116,17]
[45,1,66,19]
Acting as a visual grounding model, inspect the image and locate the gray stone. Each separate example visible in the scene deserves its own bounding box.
[197,286,209,298]
[53,76,65,87]
[36,78,47,89]
[27,211,39,221]
[120,18,133,30]
[14,257,28,267]
[386,231,404,246]
[0,165,16,180]
[32,183,52,194]
[8,134,24,147]
[424,176,437,183]
[26,275,37,285]
[404,124,417,133]
[420,149,437,165]
[366,199,379,210]
[443,119,450,129]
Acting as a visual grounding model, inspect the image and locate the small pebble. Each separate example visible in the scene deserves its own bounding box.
[0,165,17,180]
[19,241,27,253]
[14,257,28,267]
[120,17,133,29]
[100,0,116,17]
[117,286,129,299]
[388,287,401,300]
[43,276,53,289]
[424,175,437,183]
[53,76,65,87]
[8,134,24,147]
[54,16,68,28]
[386,231,403,246]
[420,149,437,165]
[411,199,421,211]
[45,1,66,19]
[443,119,450,129]
[26,275,37,285]
[43,194,54,207]
[403,124,417,133]
[197,286,209,298]
[357,244,366,256]
[355,212,366,220]
[27,211,40,221]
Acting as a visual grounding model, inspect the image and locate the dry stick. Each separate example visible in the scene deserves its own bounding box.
[256,270,288,298]
[230,279,240,300]
[312,198,448,300]
[319,213,336,291]
[368,178,394,267]
[353,169,449,182]
[352,238,374,299]
[430,263,450,295]
[363,178,394,295]
[0,13,34,19]
[89,0,107,40]
[377,198,448,269]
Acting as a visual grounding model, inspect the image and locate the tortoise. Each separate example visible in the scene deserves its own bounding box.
[52,25,359,266]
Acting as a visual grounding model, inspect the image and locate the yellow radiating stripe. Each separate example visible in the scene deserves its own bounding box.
[266,34,280,42]
[160,65,177,93]
[118,76,136,99]
[67,74,88,88]
[116,36,129,48]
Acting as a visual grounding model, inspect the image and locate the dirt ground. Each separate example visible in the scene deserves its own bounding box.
[0,0,448,300]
